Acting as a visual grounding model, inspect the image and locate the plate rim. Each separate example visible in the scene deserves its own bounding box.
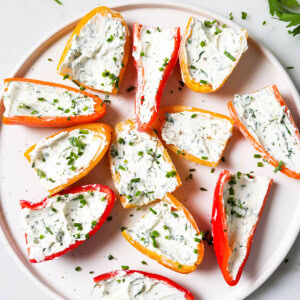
[0,1,299,299]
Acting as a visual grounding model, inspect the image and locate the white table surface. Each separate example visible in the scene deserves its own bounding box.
[0,0,299,299]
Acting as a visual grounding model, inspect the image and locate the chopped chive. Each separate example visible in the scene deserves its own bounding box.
[151,236,158,248]
[194,249,198,254]
[108,254,114,260]
[229,187,234,195]
[151,230,159,238]
[166,170,176,178]
[150,208,157,215]
[241,12,247,20]
[254,154,261,158]
[48,178,55,183]
[201,156,208,160]
[214,26,222,35]
[53,99,59,103]
[200,80,208,84]
[159,67,164,71]
[63,74,69,80]
[287,66,294,69]
[75,266,81,271]
[211,168,215,173]
[126,86,135,92]
[224,51,235,61]
[191,113,197,118]
[141,260,147,265]
[91,220,97,228]
[171,211,178,218]
[135,191,141,197]
[263,20,266,25]
[79,129,89,134]
[140,51,145,56]
[31,110,39,115]
[200,187,207,191]
[40,235,45,239]
[200,40,206,47]
[107,35,114,42]
[257,162,264,167]
[178,264,182,269]
[146,30,151,34]
[190,65,197,70]
[229,12,233,20]
[122,265,129,270]
[37,97,45,102]
[45,227,53,235]
[118,137,125,144]
[165,235,171,240]
[138,151,143,156]
[51,208,57,213]
[274,161,284,173]
[194,237,201,243]
[163,225,169,230]
[131,178,141,183]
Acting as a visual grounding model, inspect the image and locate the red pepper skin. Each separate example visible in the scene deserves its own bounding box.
[20,184,116,263]
[211,170,273,286]
[94,270,194,299]
[133,23,180,132]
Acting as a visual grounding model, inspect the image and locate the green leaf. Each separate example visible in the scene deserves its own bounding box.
[280,0,300,8]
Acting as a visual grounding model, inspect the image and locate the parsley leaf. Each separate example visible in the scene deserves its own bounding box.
[268,0,300,36]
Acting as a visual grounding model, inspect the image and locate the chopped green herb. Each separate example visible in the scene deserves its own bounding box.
[201,156,208,160]
[200,187,207,191]
[146,30,151,34]
[118,137,125,144]
[126,86,135,92]
[37,169,46,178]
[191,113,197,118]
[241,12,247,20]
[214,26,222,35]
[45,226,53,235]
[224,51,235,61]
[287,66,294,69]
[200,80,208,84]
[91,220,97,229]
[257,162,264,167]
[51,208,57,213]
[163,225,169,230]
[63,74,69,80]
[200,40,206,47]
[40,235,45,239]
[263,20,267,25]
[166,170,176,178]
[140,51,145,56]
[75,266,81,271]
[229,12,233,20]
[108,254,114,260]
[121,265,129,270]
[211,168,215,173]
[254,154,261,158]
[131,178,141,183]
[141,260,147,265]
[150,208,157,215]
[178,264,182,269]
[171,211,178,218]
[151,230,159,238]
[274,160,284,173]
[121,227,127,232]
[107,35,114,42]
[31,110,39,115]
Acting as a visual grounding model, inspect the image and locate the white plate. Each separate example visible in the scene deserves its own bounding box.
[0,1,299,299]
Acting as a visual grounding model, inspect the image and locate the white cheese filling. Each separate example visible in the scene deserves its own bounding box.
[21,189,108,262]
[95,271,186,300]
[127,201,200,266]
[3,81,95,117]
[185,17,247,90]
[59,13,126,92]
[133,26,176,124]
[30,129,104,190]
[161,111,233,163]
[223,173,270,280]
[110,125,178,206]
[233,86,300,172]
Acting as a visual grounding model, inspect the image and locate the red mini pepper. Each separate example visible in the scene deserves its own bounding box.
[93,269,194,299]
[20,184,116,263]
[211,170,273,285]
[132,23,180,132]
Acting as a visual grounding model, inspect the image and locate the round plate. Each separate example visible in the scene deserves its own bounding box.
[0,1,299,299]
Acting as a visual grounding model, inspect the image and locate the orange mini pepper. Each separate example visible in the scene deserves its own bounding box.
[153,105,234,167]
[57,6,130,94]
[2,78,105,127]
[122,193,204,274]
[24,123,112,195]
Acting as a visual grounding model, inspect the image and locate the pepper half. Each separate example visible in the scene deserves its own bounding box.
[2,78,106,127]
[20,184,116,263]
[122,193,204,273]
[133,23,180,131]
[152,105,234,167]
[211,170,273,285]
[24,123,112,195]
[93,269,194,299]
